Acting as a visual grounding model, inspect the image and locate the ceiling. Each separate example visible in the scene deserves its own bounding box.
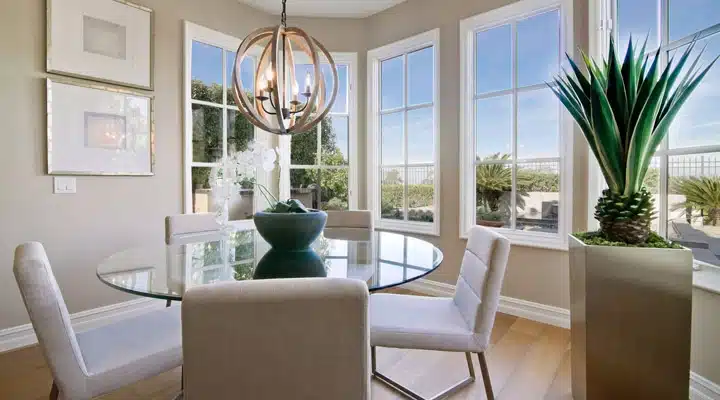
[237,0,408,18]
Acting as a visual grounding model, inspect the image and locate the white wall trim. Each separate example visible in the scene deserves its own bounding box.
[403,278,572,328]
[0,297,167,353]
[692,372,720,400]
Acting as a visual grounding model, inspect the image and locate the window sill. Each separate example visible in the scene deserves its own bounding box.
[694,263,720,296]
[460,227,568,251]
[375,219,440,237]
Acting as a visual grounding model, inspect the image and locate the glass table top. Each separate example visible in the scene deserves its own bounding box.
[96,228,443,300]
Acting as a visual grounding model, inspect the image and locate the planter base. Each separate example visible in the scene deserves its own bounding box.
[569,235,693,400]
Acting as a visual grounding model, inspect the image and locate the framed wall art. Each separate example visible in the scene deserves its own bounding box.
[47,78,155,176]
[47,0,153,90]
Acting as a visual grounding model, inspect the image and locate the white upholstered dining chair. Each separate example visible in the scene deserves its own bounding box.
[181,278,370,400]
[324,210,373,241]
[165,213,221,244]
[369,226,511,400]
[13,242,183,400]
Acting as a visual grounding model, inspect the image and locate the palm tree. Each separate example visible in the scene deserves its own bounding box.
[671,177,720,226]
[475,153,529,217]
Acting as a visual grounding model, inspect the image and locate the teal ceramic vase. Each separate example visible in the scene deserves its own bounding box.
[253,210,327,251]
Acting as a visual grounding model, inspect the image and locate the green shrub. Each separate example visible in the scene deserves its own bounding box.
[380,184,434,207]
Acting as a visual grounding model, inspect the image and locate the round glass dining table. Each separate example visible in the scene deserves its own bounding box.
[96,227,443,301]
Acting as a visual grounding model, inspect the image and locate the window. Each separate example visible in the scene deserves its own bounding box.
[367,29,440,235]
[280,53,358,211]
[594,0,720,266]
[459,0,574,249]
[183,22,267,223]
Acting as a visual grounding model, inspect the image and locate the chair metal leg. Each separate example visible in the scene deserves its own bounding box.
[371,347,476,400]
[49,381,58,400]
[166,299,172,307]
[477,352,494,400]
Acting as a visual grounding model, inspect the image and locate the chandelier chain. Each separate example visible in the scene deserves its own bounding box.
[281,0,287,27]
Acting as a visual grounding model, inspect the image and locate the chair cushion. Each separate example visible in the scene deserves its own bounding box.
[369,294,485,352]
[76,305,183,395]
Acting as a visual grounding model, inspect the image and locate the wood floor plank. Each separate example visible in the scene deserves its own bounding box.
[544,347,572,400]
[497,326,571,400]
[0,316,571,400]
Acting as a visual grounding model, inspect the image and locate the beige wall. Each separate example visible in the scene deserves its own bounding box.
[691,288,720,384]
[363,0,590,309]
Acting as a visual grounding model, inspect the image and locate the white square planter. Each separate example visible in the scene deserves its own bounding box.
[569,234,694,399]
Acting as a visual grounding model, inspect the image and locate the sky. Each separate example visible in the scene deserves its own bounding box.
[191,1,719,168]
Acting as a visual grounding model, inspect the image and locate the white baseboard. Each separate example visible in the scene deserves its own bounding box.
[404,278,571,329]
[692,372,720,400]
[0,297,168,353]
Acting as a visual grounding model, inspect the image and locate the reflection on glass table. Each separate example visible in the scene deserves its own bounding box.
[97,229,443,301]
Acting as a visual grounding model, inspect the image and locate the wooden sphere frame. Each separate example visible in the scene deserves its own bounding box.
[232,25,339,135]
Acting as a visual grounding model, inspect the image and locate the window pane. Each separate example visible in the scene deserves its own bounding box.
[408,165,434,223]
[192,104,223,162]
[617,0,660,54]
[670,0,720,42]
[227,51,254,106]
[668,153,720,267]
[227,109,254,153]
[407,46,434,106]
[381,167,405,220]
[475,163,512,228]
[321,116,349,166]
[407,107,434,164]
[517,10,560,87]
[517,88,560,159]
[291,128,318,165]
[329,64,348,113]
[669,34,720,149]
[290,168,320,209]
[191,167,214,213]
[320,168,349,211]
[381,112,404,165]
[381,56,404,110]
[476,95,512,160]
[476,24,512,95]
[191,41,223,103]
[516,162,560,234]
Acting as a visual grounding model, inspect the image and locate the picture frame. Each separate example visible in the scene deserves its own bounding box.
[47,78,155,176]
[47,0,154,90]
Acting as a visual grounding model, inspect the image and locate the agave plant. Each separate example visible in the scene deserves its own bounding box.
[671,177,720,226]
[551,37,717,244]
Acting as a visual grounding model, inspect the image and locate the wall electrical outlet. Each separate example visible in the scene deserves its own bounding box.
[53,177,76,194]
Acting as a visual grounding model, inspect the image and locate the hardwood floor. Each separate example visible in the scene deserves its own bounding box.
[0,313,571,400]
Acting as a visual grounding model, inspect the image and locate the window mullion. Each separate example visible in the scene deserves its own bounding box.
[403,53,409,221]
[222,50,228,159]
[511,21,518,231]
[657,0,670,238]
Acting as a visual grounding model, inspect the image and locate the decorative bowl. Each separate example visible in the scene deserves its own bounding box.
[253,210,327,251]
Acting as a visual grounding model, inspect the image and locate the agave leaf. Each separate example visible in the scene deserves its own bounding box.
[659,43,696,115]
[607,36,629,156]
[625,63,672,195]
[561,69,591,112]
[588,72,624,192]
[627,47,662,146]
[566,53,592,94]
[621,37,639,113]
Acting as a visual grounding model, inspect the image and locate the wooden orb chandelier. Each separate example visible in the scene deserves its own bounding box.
[231,0,338,135]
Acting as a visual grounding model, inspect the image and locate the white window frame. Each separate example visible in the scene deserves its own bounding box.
[459,0,575,250]
[183,22,268,227]
[278,52,359,209]
[367,29,441,236]
[589,0,720,266]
